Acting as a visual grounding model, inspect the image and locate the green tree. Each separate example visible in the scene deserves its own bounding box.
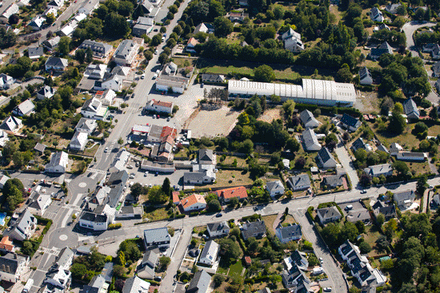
[393,160,409,175]
[75,49,86,63]
[359,242,371,253]
[388,110,406,134]
[416,175,428,196]
[58,36,71,56]
[254,64,275,82]
[207,199,221,212]
[282,100,295,117]
[162,177,171,198]
[285,137,300,153]
[46,13,56,25]
[148,186,168,203]
[70,263,87,280]
[228,197,239,208]
[219,238,240,261]
[159,256,171,271]
[213,17,233,38]
[118,251,126,266]
[130,183,143,198]
[336,63,352,83]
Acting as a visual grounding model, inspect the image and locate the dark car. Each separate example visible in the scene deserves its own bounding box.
[216,213,223,217]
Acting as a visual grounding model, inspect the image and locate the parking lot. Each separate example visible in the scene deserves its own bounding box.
[127,166,186,190]
[338,200,365,215]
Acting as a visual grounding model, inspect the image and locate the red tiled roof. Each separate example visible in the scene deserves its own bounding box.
[180,194,206,209]
[161,126,177,138]
[172,191,180,204]
[244,256,252,264]
[215,186,248,200]
[153,99,173,108]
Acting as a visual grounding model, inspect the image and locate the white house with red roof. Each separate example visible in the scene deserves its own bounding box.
[179,194,207,212]
[145,99,173,114]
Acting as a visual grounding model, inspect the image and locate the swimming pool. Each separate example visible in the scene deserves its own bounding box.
[0,212,6,226]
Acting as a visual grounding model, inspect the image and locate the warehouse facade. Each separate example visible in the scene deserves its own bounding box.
[228,79,356,107]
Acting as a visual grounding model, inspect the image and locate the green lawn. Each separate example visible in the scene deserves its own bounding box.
[204,170,254,188]
[228,260,244,278]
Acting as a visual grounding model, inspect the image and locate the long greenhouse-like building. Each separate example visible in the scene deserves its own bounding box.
[228,79,356,107]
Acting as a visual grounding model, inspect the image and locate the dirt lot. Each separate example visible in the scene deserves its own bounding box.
[258,108,282,123]
[188,106,240,138]
[354,91,380,113]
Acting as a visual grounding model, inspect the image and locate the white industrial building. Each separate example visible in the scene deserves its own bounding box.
[228,79,356,107]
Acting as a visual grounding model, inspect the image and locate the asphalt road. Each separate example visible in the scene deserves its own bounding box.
[402,21,436,57]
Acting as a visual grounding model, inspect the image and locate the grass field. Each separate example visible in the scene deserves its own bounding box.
[205,170,254,188]
[362,225,384,258]
[228,260,244,278]
[144,207,169,221]
[404,161,431,176]
[196,59,335,82]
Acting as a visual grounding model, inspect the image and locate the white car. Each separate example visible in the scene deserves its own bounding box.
[104,147,109,153]
[319,257,323,264]
[323,287,332,292]
[144,171,148,177]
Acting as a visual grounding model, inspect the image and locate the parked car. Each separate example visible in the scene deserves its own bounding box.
[323,288,332,292]
[104,147,109,153]
[360,190,367,194]
[216,213,223,217]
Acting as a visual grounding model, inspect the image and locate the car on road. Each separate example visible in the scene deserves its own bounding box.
[216,213,223,217]
[141,74,145,79]
[155,172,158,176]
[360,189,367,194]
[144,171,148,177]
[104,147,109,153]
[153,73,158,79]
[319,257,323,264]
[323,287,332,292]
[167,117,170,122]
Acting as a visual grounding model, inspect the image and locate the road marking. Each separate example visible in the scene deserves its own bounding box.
[59,234,68,241]
[78,182,87,188]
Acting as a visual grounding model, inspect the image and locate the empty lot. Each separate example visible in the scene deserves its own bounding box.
[188,106,240,138]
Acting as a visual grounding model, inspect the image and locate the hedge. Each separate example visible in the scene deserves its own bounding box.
[306,206,314,222]
[294,103,362,117]
[108,223,122,229]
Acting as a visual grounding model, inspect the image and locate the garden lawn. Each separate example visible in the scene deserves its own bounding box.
[144,207,169,221]
[228,260,244,278]
[362,225,384,258]
[263,214,296,234]
[404,161,431,176]
[205,170,254,188]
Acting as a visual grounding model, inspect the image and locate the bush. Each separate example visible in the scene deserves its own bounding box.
[359,241,371,254]
[108,223,122,229]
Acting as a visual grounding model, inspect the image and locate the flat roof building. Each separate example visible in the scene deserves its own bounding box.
[228,79,356,107]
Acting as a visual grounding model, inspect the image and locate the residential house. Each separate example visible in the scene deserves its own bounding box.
[0,130,9,147]
[276,224,302,243]
[285,250,308,271]
[432,45,440,60]
[299,109,320,128]
[266,180,285,198]
[228,11,247,22]
[45,151,69,173]
[201,74,225,83]
[403,98,420,120]
[340,113,361,132]
[69,131,88,151]
[316,206,342,224]
[339,240,387,287]
[183,169,215,185]
[364,164,393,178]
[33,143,46,154]
[140,0,154,14]
[372,201,397,221]
[78,40,113,58]
[238,0,248,6]
[347,209,371,224]
[206,221,230,238]
[241,220,267,241]
[359,67,373,85]
[12,99,35,116]
[284,34,304,53]
[47,0,64,9]
[78,206,112,231]
[172,191,180,205]
[113,40,139,66]
[377,23,390,31]
[116,206,143,219]
[43,247,74,291]
[155,61,192,94]
[122,276,150,293]
[186,270,211,293]
[215,186,248,203]
[389,143,403,155]
[78,0,99,15]
[45,57,68,72]
[0,174,10,189]
[82,275,108,293]
[132,17,154,37]
[432,62,440,77]
[198,240,219,266]
[81,97,108,120]
[377,144,389,154]
[179,194,207,212]
[143,227,171,249]
[28,16,45,30]
[198,149,216,165]
[287,174,311,191]
[43,36,60,51]
[322,174,344,189]
[137,250,158,279]
[4,208,37,241]
[394,190,415,209]
[385,3,402,14]
[281,263,312,292]
[0,116,22,131]
[95,89,116,106]
[0,236,14,252]
[0,253,29,283]
[423,43,438,53]
[75,118,97,134]
[28,191,52,216]
[370,7,384,22]
[95,73,123,92]
[186,37,199,53]
[44,7,58,17]
[84,63,107,79]
[194,23,214,34]
[302,128,321,151]
[0,4,19,23]
[316,147,337,169]
[0,73,15,89]
[370,42,393,60]
[145,99,173,114]
[351,137,372,152]
[37,85,56,100]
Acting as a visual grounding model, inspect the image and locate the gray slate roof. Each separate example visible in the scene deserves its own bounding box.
[266,180,284,193]
[277,224,302,240]
[316,206,341,221]
[341,113,361,128]
[114,40,136,61]
[394,190,415,203]
[45,57,68,68]
[143,227,170,245]
[302,128,320,150]
[0,253,27,275]
[242,220,267,240]
[187,270,211,293]
[28,46,44,58]
[299,109,318,127]
[288,174,311,189]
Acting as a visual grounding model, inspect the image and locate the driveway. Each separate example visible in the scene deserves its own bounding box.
[295,211,347,293]
[334,140,359,188]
